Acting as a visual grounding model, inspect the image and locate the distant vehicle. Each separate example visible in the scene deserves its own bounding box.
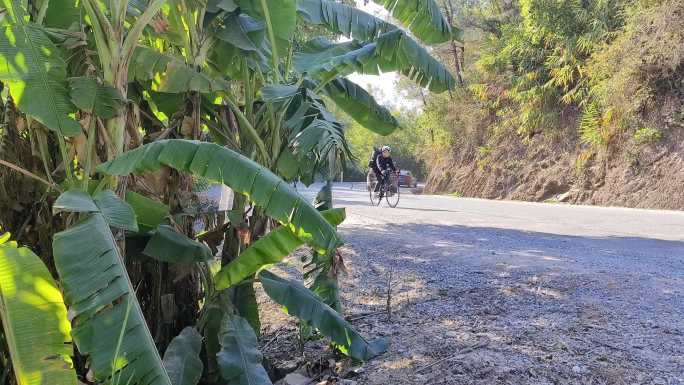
[398,170,417,188]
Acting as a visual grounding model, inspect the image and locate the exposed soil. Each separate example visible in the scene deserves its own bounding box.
[256,189,684,385]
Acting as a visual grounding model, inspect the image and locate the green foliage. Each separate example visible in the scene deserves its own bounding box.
[125,191,170,233]
[412,0,684,198]
[372,0,455,44]
[53,213,172,385]
[68,77,125,119]
[216,314,272,385]
[129,47,231,93]
[0,0,459,380]
[259,270,386,361]
[97,140,342,253]
[0,23,80,136]
[587,0,684,120]
[0,236,77,385]
[295,29,455,92]
[633,127,662,144]
[53,189,139,232]
[236,0,296,57]
[163,327,203,385]
[143,225,214,263]
[322,77,399,136]
[579,100,603,146]
[214,208,345,291]
[298,0,395,41]
[471,0,622,137]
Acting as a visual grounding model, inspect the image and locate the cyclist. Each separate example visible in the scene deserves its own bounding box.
[369,145,397,193]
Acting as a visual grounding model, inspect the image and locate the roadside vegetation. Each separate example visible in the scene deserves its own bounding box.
[0,0,459,383]
[414,0,684,208]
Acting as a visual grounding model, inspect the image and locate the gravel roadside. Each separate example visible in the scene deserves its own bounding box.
[257,185,684,385]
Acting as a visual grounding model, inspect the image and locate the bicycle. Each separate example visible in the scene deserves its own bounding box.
[367,168,400,207]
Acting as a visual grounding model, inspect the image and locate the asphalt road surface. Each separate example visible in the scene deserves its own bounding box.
[292,182,684,384]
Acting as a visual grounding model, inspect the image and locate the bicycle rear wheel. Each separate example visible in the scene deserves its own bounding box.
[368,172,382,206]
[385,176,400,207]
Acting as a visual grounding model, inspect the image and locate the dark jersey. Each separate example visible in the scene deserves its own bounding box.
[373,150,396,172]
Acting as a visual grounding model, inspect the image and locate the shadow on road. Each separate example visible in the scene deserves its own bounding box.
[335,221,684,385]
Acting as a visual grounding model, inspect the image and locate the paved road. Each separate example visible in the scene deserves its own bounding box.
[296,182,684,384]
[299,182,684,241]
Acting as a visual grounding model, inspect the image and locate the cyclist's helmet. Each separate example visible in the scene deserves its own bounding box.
[381,145,391,153]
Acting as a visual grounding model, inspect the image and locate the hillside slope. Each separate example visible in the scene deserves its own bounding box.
[426,123,684,210]
[423,0,684,210]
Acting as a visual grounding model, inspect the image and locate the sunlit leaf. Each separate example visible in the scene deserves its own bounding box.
[214,208,346,290]
[53,214,172,385]
[297,0,395,41]
[294,30,455,92]
[0,239,78,385]
[0,23,80,136]
[125,191,170,233]
[372,0,456,44]
[321,77,398,135]
[236,0,296,56]
[129,47,230,93]
[214,12,265,52]
[97,140,342,252]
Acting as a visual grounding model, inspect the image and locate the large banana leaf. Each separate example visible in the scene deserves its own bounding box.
[236,0,295,57]
[215,208,346,290]
[283,87,353,160]
[97,140,342,252]
[297,0,395,41]
[321,77,398,135]
[0,22,80,136]
[198,291,230,375]
[310,273,341,312]
[266,85,354,183]
[143,225,213,263]
[163,327,203,385]
[372,0,456,44]
[214,12,265,52]
[259,270,386,361]
[53,189,139,232]
[216,314,272,385]
[0,236,77,385]
[53,214,172,385]
[260,83,299,101]
[295,30,455,92]
[125,191,170,233]
[275,147,317,186]
[232,281,261,336]
[129,47,230,93]
[68,77,125,119]
[41,0,81,28]
[215,228,299,291]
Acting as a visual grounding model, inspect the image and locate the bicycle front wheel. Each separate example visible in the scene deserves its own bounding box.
[385,176,400,208]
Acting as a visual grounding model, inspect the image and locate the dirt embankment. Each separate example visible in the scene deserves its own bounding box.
[425,100,684,210]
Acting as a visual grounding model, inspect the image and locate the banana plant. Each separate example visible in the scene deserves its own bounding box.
[51,189,172,385]
[0,234,77,385]
[0,0,462,382]
[97,140,384,360]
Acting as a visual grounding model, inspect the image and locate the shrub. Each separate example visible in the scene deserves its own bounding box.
[633,127,662,144]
